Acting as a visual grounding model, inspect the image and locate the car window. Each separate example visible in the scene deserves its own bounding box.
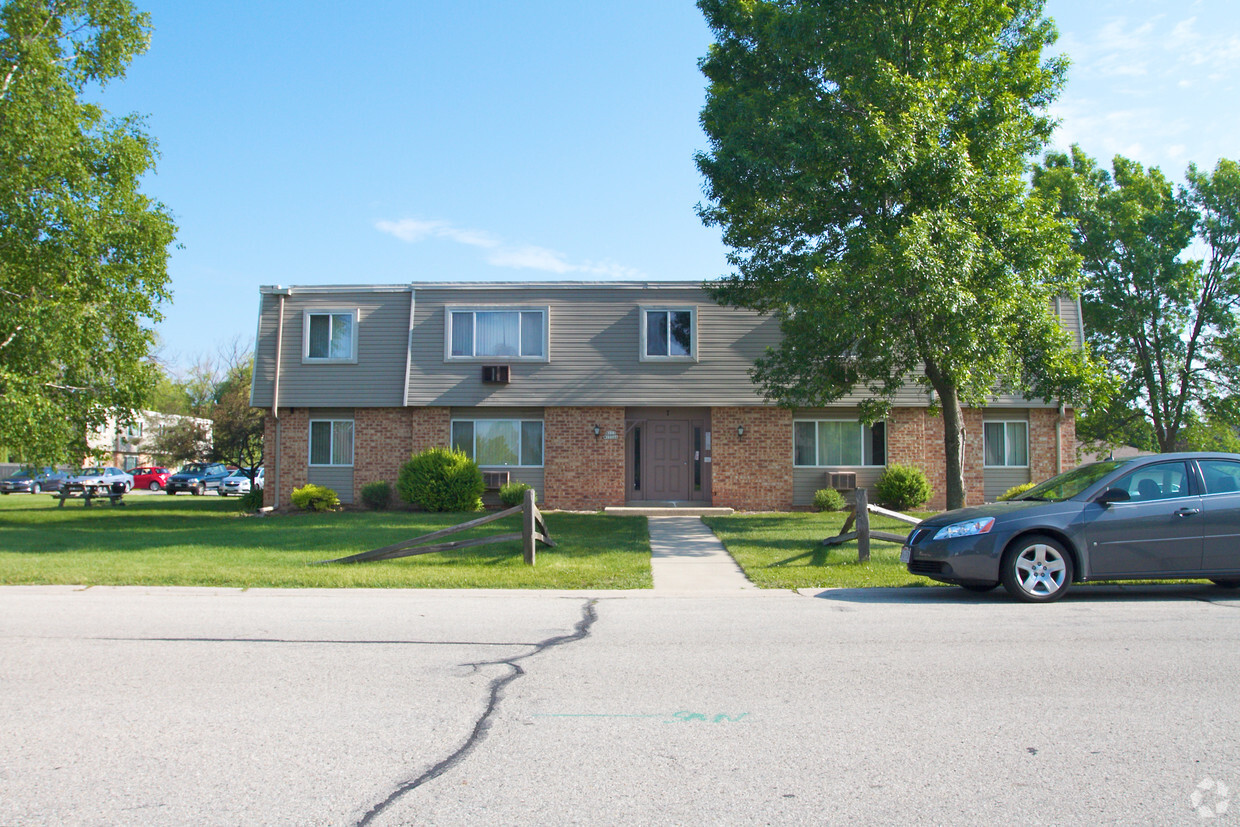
[1199,460,1240,495]
[1111,462,1192,502]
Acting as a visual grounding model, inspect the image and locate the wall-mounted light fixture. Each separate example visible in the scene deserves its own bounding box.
[592,424,601,437]
[736,424,745,438]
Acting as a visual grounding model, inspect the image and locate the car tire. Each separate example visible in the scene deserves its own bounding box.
[167,489,176,495]
[31,483,41,494]
[960,583,998,593]
[149,481,161,491]
[1000,535,1074,603]
[193,483,205,496]
[1210,578,1240,588]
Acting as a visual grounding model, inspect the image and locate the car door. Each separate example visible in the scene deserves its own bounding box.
[1081,461,1203,576]
[1198,459,1240,574]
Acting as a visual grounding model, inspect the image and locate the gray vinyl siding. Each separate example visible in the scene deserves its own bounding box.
[984,468,1031,502]
[793,467,884,507]
[308,466,354,504]
[251,289,411,408]
[407,285,781,407]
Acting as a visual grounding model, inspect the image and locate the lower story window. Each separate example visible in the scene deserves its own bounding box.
[451,419,544,466]
[310,419,354,466]
[984,421,1029,467]
[794,420,886,466]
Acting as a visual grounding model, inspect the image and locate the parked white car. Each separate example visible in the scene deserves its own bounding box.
[68,466,134,494]
[219,468,263,497]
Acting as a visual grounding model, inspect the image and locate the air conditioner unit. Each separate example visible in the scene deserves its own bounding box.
[482,471,510,489]
[481,365,510,383]
[828,471,857,491]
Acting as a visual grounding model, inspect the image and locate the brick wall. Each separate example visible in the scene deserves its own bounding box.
[543,407,626,510]
[711,406,793,511]
[1029,407,1077,484]
[890,406,983,510]
[263,407,308,508]
[352,407,449,502]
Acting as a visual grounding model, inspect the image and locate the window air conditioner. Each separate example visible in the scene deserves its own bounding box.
[481,365,510,383]
[828,471,857,490]
[482,471,510,489]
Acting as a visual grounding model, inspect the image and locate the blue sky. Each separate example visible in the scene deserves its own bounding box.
[93,1,1240,369]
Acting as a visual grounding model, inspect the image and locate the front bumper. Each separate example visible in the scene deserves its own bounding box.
[904,527,1007,585]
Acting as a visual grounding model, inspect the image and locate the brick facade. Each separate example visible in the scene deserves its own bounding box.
[710,406,794,511]
[1028,407,1076,485]
[543,407,627,510]
[263,407,308,509]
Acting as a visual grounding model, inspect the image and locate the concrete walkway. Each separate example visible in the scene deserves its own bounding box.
[647,516,757,593]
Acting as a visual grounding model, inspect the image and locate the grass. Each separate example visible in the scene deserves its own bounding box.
[703,510,938,590]
[0,494,652,589]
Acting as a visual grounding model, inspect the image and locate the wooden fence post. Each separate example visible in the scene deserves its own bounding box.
[522,488,537,565]
[855,487,870,563]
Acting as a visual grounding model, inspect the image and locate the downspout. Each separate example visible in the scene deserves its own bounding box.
[1055,401,1065,475]
[272,290,288,508]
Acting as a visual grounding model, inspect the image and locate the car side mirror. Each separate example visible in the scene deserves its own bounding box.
[1095,487,1131,506]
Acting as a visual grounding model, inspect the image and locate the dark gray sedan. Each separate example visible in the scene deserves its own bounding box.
[902,452,1240,602]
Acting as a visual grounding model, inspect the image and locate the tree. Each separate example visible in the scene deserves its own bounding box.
[211,359,264,480]
[696,0,1098,509]
[1034,148,1240,452]
[0,0,176,466]
[149,417,211,466]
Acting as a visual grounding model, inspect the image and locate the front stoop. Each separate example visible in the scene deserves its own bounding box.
[605,504,734,517]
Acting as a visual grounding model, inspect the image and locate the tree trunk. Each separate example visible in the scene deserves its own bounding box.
[926,363,967,511]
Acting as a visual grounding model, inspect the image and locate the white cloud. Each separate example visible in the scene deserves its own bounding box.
[376,217,645,278]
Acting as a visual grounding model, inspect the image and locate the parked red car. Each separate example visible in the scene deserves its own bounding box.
[131,466,171,491]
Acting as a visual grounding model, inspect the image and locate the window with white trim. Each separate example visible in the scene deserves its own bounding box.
[447,308,547,360]
[451,419,544,467]
[793,420,886,467]
[640,306,696,360]
[304,310,357,362]
[983,421,1029,467]
[309,419,354,466]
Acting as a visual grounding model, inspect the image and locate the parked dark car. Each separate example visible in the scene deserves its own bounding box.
[166,462,230,495]
[0,468,70,494]
[132,466,171,491]
[903,453,1240,602]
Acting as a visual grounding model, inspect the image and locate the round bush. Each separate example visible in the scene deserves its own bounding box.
[291,483,340,512]
[237,487,264,512]
[998,481,1036,502]
[360,480,392,510]
[874,463,932,511]
[812,488,847,512]
[499,481,535,507]
[397,447,484,512]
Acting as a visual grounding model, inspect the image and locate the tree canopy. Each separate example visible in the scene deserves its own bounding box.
[0,0,176,466]
[696,0,1098,508]
[1034,148,1240,452]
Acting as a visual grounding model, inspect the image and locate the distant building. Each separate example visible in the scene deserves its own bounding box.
[87,411,213,470]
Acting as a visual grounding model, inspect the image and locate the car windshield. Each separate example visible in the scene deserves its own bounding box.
[1016,460,1131,502]
[79,468,102,474]
[179,464,208,473]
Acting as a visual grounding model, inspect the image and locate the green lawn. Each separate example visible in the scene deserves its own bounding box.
[703,510,938,589]
[0,494,652,589]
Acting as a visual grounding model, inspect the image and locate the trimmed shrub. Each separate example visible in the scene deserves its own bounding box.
[237,487,264,512]
[812,488,847,512]
[360,480,393,510]
[397,447,484,512]
[291,483,340,512]
[998,481,1036,502]
[875,463,932,511]
[499,481,535,507]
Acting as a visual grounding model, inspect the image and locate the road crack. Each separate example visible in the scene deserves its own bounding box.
[356,598,599,826]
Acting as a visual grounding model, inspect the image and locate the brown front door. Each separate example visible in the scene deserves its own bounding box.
[648,420,691,501]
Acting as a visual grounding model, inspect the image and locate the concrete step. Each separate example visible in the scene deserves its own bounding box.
[604,506,735,517]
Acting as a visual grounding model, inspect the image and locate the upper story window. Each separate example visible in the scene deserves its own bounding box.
[641,306,696,361]
[447,307,548,361]
[304,309,358,363]
[983,421,1029,468]
[794,420,886,467]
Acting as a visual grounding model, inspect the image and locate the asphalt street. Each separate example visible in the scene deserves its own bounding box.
[1,584,1238,825]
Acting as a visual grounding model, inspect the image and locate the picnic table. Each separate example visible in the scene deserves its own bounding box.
[53,482,127,508]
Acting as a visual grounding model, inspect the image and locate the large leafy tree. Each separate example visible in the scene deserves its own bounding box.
[0,0,176,465]
[696,0,1097,509]
[211,358,264,480]
[1034,148,1240,452]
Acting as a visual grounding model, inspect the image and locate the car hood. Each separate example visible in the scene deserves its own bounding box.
[916,499,1064,528]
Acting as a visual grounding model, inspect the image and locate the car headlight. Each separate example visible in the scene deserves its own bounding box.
[932,517,996,541]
